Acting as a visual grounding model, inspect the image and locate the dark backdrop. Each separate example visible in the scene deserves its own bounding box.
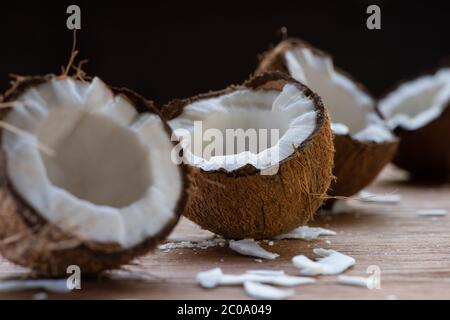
[1,1,449,105]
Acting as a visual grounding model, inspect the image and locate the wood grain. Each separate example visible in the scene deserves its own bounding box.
[0,165,449,300]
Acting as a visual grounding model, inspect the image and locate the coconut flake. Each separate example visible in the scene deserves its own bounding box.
[357,190,401,204]
[416,209,448,217]
[275,226,336,241]
[0,279,70,293]
[158,238,226,250]
[229,239,279,260]
[337,275,376,289]
[196,268,315,289]
[244,281,295,300]
[246,270,285,276]
[318,200,355,215]
[292,248,355,275]
[331,123,349,135]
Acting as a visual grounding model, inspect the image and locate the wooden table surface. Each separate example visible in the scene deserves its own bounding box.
[1,165,449,300]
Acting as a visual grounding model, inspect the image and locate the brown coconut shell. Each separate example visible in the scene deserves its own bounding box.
[162,71,334,239]
[256,39,399,202]
[0,75,188,277]
[379,71,450,181]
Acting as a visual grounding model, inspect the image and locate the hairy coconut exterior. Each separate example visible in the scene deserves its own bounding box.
[331,135,399,198]
[257,39,399,202]
[162,72,334,239]
[389,101,450,181]
[0,75,187,277]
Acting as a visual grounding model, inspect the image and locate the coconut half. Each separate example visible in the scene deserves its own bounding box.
[257,39,398,202]
[379,68,450,179]
[163,72,334,239]
[0,75,186,276]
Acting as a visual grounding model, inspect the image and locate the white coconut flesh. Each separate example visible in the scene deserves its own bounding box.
[2,77,182,249]
[284,47,394,143]
[168,84,318,172]
[379,69,450,131]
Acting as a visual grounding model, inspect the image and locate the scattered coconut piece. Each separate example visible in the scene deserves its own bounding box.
[331,123,349,135]
[229,239,279,260]
[0,279,70,293]
[292,248,355,275]
[254,259,263,263]
[416,209,448,217]
[275,226,336,241]
[244,281,295,300]
[337,275,377,289]
[357,190,401,204]
[158,238,226,251]
[246,270,285,276]
[318,199,354,215]
[196,267,315,289]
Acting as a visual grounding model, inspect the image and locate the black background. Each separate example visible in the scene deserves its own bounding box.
[0,1,449,106]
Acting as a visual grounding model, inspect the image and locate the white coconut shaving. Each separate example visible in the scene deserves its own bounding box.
[246,270,285,276]
[229,239,279,260]
[196,267,315,289]
[274,226,336,241]
[357,190,401,204]
[244,281,295,300]
[0,279,71,293]
[292,248,355,276]
[416,209,448,217]
[318,200,355,215]
[337,275,378,289]
[331,123,349,135]
[158,238,226,250]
